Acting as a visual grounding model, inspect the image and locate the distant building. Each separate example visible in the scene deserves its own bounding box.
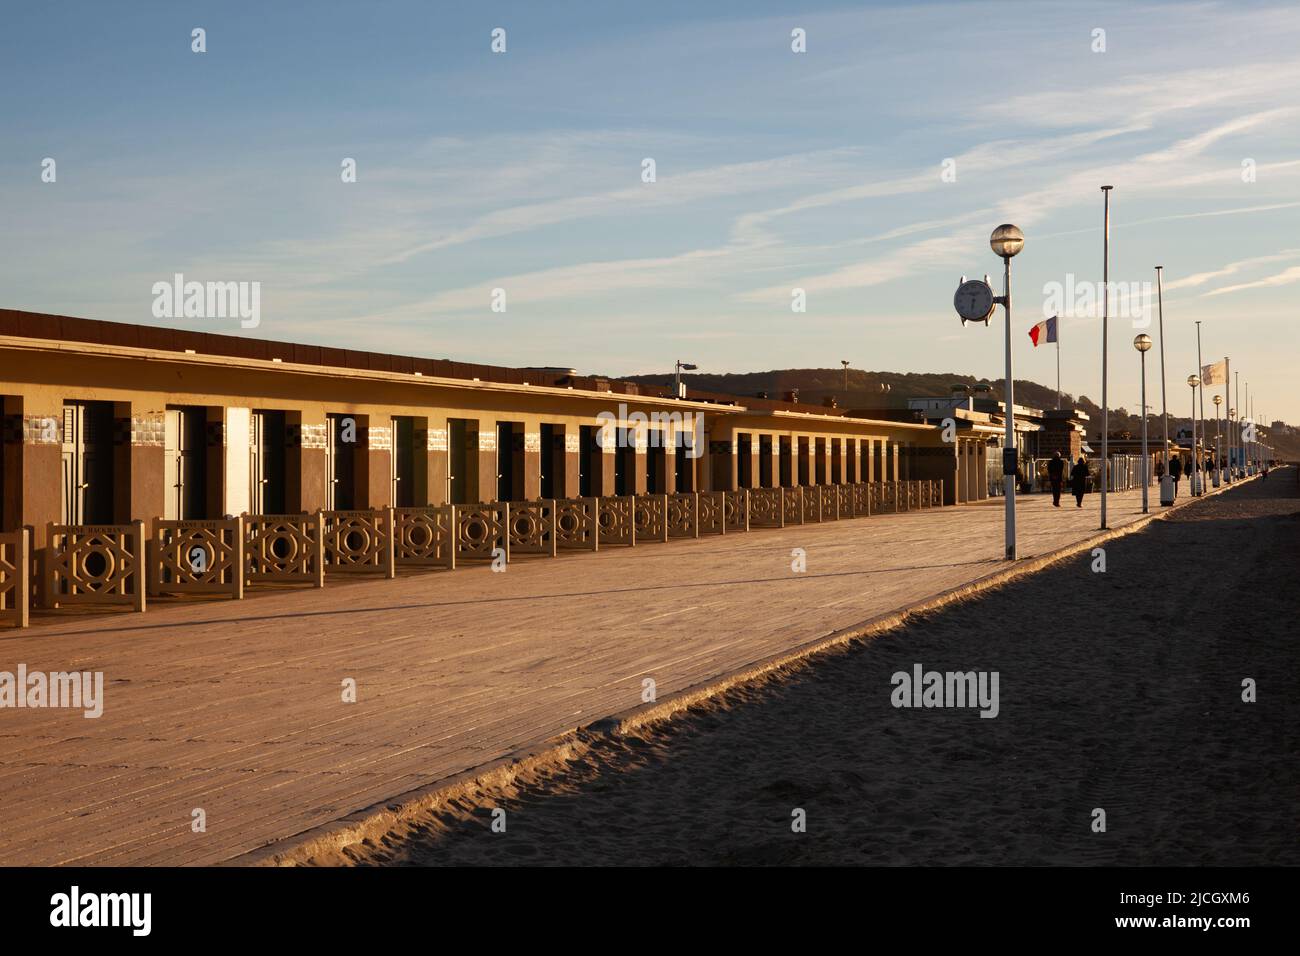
[893,385,1096,494]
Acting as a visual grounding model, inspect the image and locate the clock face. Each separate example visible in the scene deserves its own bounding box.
[954,279,995,323]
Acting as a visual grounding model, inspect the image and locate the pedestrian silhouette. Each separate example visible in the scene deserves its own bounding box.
[1047,451,1065,507]
[1070,456,1088,508]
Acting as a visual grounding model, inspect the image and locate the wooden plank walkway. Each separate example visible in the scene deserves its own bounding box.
[0,484,1198,864]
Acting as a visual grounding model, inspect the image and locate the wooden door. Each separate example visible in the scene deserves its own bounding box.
[61,402,86,526]
[326,414,356,510]
[61,401,112,525]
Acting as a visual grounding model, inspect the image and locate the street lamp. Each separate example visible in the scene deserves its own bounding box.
[1134,334,1152,513]
[841,359,851,396]
[990,225,1024,561]
[1206,395,1216,489]
[1187,374,1200,495]
[954,224,1023,560]
[674,360,698,399]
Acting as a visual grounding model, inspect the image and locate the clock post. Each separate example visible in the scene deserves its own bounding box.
[954,224,1024,561]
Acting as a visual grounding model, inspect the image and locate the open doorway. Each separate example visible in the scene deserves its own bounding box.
[579,424,599,497]
[250,410,287,514]
[497,421,524,501]
[391,415,426,508]
[164,406,209,520]
[325,414,359,510]
[61,400,115,525]
[737,433,753,488]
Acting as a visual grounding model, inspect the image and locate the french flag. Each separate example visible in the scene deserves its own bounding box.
[1028,315,1058,347]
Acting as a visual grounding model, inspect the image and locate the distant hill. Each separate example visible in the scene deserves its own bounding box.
[618,368,1300,460]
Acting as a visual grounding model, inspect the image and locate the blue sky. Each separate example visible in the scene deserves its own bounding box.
[2,0,1297,425]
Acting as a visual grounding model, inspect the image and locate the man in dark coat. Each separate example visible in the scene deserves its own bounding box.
[1169,454,1182,497]
[1047,451,1065,507]
[1070,456,1089,508]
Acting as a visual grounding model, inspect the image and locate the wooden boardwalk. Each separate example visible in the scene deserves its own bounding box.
[0,484,1205,864]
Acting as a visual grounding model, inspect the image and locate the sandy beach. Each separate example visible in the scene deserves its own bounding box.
[310,472,1300,866]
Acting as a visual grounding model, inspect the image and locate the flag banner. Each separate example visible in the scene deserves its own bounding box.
[1028,315,1058,347]
[1201,359,1227,386]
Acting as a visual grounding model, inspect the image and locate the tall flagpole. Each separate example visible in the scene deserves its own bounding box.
[1235,371,1241,475]
[1191,377,1199,495]
[1224,356,1232,482]
[1195,321,1204,494]
[1248,388,1253,469]
[1100,186,1112,529]
[1245,380,1250,470]
[1155,266,1171,504]
[1242,392,1253,470]
[1242,385,1253,468]
[1198,326,1207,479]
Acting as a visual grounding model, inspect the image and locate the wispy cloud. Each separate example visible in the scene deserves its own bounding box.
[1165,249,1300,290]
[1204,264,1300,297]
[981,59,1300,129]
[383,148,858,263]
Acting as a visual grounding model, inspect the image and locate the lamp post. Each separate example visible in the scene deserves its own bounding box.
[1213,394,1223,488]
[990,224,1024,560]
[1134,334,1152,513]
[674,360,697,399]
[841,359,851,397]
[1187,374,1200,494]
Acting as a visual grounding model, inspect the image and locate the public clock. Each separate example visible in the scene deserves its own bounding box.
[954,279,995,325]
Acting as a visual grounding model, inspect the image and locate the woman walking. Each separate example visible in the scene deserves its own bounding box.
[1070,455,1089,508]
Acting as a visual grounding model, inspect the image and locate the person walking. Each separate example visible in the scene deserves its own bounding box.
[1047,451,1065,507]
[1169,454,1182,497]
[1070,455,1089,508]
